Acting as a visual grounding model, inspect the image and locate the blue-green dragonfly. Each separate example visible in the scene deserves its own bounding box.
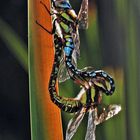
[36,0,115,95]
[36,1,121,139]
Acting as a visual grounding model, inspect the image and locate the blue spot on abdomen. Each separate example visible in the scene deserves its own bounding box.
[64,47,72,56]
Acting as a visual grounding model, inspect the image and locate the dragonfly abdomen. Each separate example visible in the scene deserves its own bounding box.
[48,34,83,113]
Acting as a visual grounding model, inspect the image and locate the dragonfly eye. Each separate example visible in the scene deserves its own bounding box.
[53,0,72,10]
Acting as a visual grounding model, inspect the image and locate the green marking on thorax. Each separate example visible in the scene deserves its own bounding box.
[60,22,69,33]
[61,12,73,22]
[66,41,71,46]
[65,35,71,38]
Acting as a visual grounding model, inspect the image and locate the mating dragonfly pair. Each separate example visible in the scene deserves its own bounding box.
[36,0,121,139]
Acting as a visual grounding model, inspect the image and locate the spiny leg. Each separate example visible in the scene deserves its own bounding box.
[36,1,57,34]
[86,88,92,109]
[36,20,54,34]
[40,1,53,15]
[36,17,58,35]
[94,86,102,106]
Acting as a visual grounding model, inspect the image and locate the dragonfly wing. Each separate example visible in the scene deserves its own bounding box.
[85,108,97,140]
[72,45,79,66]
[81,66,95,72]
[78,0,88,29]
[74,87,86,100]
[66,108,86,140]
[96,104,121,125]
[58,55,70,83]
[58,49,78,83]
[72,29,80,58]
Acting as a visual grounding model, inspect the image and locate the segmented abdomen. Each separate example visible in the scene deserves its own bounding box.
[48,34,83,113]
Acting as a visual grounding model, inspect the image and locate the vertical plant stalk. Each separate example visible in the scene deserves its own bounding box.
[28,0,63,140]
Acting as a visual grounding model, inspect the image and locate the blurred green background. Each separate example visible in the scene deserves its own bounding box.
[0,0,140,139]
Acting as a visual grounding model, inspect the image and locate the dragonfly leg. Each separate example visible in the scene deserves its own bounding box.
[86,88,92,110]
[40,1,54,15]
[36,20,55,35]
[94,86,102,106]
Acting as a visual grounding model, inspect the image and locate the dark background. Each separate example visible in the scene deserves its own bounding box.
[0,1,30,140]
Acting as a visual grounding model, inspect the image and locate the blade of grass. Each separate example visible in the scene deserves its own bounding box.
[116,0,140,139]
[124,8,139,140]
[0,18,28,71]
[28,0,63,139]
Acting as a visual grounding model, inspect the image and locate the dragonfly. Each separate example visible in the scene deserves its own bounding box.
[49,38,121,139]
[36,0,87,83]
[48,29,114,113]
[36,1,115,112]
[36,0,115,96]
[65,87,121,140]
[48,32,83,113]
[36,2,120,139]
[44,27,120,140]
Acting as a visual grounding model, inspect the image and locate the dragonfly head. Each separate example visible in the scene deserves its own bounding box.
[52,0,72,10]
[91,77,114,96]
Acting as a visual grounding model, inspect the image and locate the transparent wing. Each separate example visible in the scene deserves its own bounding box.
[96,104,121,125]
[72,28,80,60]
[58,55,70,83]
[78,0,88,29]
[85,105,121,140]
[73,31,80,56]
[66,108,85,140]
[74,87,86,100]
[81,66,95,72]
[58,51,78,83]
[70,0,89,63]
[85,108,97,140]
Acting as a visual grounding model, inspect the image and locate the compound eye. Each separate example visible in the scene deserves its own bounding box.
[61,1,71,8]
[54,0,72,9]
